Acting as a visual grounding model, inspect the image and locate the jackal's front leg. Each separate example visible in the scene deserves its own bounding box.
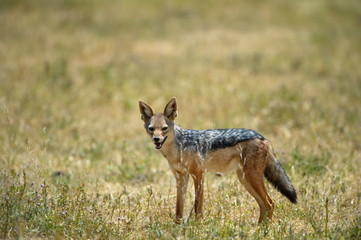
[174,172,189,223]
[191,171,205,219]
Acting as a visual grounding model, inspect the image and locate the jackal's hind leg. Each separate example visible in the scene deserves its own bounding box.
[236,169,274,224]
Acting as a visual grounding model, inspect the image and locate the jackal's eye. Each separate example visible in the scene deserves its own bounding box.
[162,126,168,131]
[148,126,154,132]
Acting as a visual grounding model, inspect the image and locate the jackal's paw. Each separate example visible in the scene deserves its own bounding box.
[195,213,204,220]
[174,217,182,224]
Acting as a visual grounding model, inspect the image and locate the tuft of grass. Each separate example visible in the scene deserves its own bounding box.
[291,148,329,176]
[0,171,124,239]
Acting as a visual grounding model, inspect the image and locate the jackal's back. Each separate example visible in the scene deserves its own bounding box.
[174,126,265,155]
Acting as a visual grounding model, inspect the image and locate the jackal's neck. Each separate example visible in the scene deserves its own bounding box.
[173,125,186,148]
[158,125,182,162]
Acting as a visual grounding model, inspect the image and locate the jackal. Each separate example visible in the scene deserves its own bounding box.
[139,98,297,223]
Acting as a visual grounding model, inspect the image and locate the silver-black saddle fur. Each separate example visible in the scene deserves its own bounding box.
[175,126,265,156]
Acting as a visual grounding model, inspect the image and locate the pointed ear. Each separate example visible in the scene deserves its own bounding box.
[164,97,177,121]
[139,101,154,122]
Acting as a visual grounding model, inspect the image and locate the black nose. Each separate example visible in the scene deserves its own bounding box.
[153,137,160,142]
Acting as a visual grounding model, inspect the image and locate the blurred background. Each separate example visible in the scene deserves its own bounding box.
[0,0,360,238]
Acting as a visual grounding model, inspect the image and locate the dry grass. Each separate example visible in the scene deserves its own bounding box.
[0,0,360,239]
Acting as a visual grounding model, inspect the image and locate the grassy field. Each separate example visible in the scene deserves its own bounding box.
[1,0,360,239]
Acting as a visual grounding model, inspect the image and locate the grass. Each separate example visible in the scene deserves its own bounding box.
[0,0,360,239]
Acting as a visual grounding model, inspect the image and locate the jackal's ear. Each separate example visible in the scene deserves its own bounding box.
[139,101,154,122]
[164,97,177,121]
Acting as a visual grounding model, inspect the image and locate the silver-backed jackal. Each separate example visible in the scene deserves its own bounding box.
[139,97,297,224]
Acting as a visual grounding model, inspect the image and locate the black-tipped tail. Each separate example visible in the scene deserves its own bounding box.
[265,160,297,204]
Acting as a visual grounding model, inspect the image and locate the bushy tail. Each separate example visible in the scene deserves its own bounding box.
[265,146,297,204]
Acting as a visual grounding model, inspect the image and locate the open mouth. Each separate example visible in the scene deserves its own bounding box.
[154,136,167,149]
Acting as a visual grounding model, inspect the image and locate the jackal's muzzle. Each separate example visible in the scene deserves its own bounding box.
[153,136,167,149]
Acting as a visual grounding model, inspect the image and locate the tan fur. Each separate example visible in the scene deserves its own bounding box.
[139,98,296,224]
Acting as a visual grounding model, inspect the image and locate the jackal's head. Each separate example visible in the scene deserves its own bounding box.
[139,98,177,150]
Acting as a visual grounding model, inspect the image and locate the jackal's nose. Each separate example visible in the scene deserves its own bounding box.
[153,137,161,142]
